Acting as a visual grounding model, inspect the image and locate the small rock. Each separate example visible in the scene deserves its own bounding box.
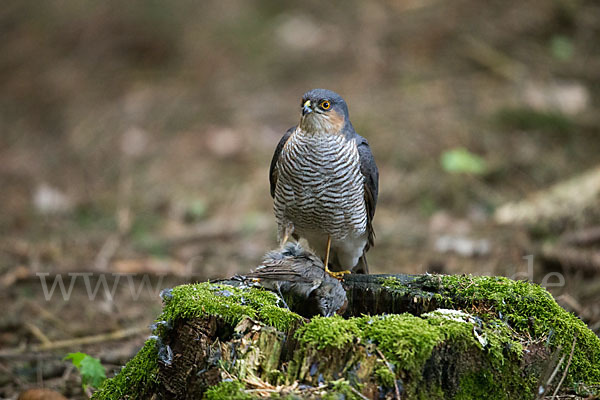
[523,81,589,116]
[33,183,73,214]
[274,14,321,51]
[204,127,243,158]
[434,235,491,257]
[18,388,68,400]
[429,211,471,235]
[121,126,149,158]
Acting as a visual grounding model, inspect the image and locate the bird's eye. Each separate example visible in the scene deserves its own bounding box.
[320,101,331,110]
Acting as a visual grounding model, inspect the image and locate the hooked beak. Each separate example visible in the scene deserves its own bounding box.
[302,100,313,116]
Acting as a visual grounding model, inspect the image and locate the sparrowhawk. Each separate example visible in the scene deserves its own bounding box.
[269,89,379,276]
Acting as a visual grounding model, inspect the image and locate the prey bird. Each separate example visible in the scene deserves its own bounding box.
[236,242,347,317]
[270,89,379,277]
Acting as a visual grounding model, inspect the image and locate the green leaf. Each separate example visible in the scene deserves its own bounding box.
[440,148,487,175]
[550,35,574,61]
[65,352,87,368]
[187,199,207,219]
[65,352,107,389]
[79,355,107,388]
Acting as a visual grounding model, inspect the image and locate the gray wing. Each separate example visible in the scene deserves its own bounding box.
[269,127,295,198]
[245,262,323,283]
[357,137,379,250]
[245,266,307,283]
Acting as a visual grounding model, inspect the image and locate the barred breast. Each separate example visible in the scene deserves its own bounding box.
[273,128,368,256]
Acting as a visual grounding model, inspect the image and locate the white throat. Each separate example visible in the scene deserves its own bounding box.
[299,114,342,135]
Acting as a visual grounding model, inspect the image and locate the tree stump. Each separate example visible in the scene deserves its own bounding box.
[93,274,600,399]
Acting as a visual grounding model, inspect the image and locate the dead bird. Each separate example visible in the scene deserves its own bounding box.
[235,242,347,317]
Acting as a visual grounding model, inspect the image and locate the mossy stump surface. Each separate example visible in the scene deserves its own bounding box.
[93,274,600,399]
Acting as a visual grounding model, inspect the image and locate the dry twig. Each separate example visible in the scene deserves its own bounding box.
[536,353,565,400]
[26,300,74,337]
[94,234,121,271]
[551,335,578,399]
[540,244,600,273]
[376,348,401,399]
[560,226,600,246]
[0,265,30,288]
[462,35,526,82]
[0,326,148,357]
[349,385,370,400]
[24,322,52,346]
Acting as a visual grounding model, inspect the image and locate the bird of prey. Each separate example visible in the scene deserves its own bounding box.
[269,89,379,276]
[237,242,347,317]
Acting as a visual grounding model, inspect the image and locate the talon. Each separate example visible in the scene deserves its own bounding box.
[325,267,351,280]
[322,235,350,280]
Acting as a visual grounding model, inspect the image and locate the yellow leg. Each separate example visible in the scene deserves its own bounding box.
[324,235,331,270]
[280,222,294,247]
[281,232,290,247]
[323,235,351,280]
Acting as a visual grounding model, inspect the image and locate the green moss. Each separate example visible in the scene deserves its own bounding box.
[454,371,499,400]
[438,275,600,386]
[323,379,363,400]
[381,276,408,292]
[296,311,521,374]
[258,304,302,332]
[160,282,302,331]
[424,309,523,368]
[295,315,361,350]
[380,275,444,304]
[204,380,255,400]
[94,283,301,399]
[92,339,159,399]
[94,276,600,398]
[375,365,396,388]
[268,394,302,400]
[455,360,538,400]
[359,314,450,372]
[295,310,524,397]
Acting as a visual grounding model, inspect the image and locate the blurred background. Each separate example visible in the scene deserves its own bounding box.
[1,0,599,398]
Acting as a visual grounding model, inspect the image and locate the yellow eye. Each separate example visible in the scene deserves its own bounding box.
[320,100,331,110]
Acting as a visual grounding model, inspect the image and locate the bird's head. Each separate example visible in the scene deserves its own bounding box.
[316,281,348,317]
[299,89,349,135]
